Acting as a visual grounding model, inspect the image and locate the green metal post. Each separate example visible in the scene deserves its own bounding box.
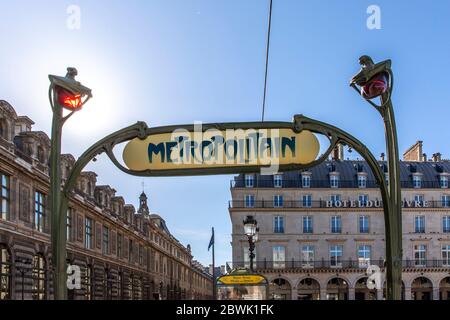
[49,100,66,300]
[381,97,403,300]
[350,56,403,300]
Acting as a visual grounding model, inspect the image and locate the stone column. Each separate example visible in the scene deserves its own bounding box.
[404,287,412,300]
[320,288,327,300]
[348,287,355,300]
[291,287,297,300]
[433,288,440,300]
[376,288,383,300]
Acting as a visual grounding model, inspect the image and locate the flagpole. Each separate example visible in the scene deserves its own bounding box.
[212,227,216,300]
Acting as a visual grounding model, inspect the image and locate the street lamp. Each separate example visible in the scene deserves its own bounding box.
[48,67,92,300]
[350,56,402,300]
[15,257,32,300]
[243,215,259,272]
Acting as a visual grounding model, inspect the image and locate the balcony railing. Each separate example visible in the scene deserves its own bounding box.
[229,200,450,209]
[231,179,447,189]
[227,259,450,271]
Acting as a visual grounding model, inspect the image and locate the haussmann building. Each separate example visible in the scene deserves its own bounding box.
[229,142,450,300]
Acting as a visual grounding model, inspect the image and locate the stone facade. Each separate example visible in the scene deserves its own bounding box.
[229,149,450,300]
[0,100,212,300]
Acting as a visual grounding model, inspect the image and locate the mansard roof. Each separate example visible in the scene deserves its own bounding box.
[234,160,450,188]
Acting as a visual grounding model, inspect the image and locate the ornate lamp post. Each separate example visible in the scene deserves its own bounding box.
[48,67,92,300]
[350,56,402,300]
[243,215,259,272]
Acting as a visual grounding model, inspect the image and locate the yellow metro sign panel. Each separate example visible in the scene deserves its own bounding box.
[218,275,266,285]
[122,127,320,172]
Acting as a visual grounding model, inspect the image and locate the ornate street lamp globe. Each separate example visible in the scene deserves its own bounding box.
[243,215,257,237]
[253,227,259,242]
[360,72,389,100]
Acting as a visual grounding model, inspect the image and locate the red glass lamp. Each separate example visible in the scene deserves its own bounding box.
[360,72,388,99]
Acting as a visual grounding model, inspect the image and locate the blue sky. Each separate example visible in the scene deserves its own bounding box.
[1,0,450,266]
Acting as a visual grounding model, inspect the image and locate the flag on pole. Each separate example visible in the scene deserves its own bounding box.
[208,227,214,251]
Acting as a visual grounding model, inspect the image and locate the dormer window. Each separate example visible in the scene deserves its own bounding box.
[0,119,6,139]
[357,174,367,188]
[301,174,311,188]
[37,146,45,163]
[274,174,282,188]
[244,174,254,188]
[412,175,422,188]
[330,175,339,188]
[440,175,449,189]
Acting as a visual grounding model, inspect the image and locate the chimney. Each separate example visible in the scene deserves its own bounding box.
[422,153,427,162]
[432,153,442,162]
[380,153,385,161]
[332,144,344,161]
[403,141,423,161]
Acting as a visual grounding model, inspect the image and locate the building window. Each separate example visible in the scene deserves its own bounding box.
[302,175,311,188]
[414,194,424,206]
[0,246,11,300]
[32,254,46,300]
[414,244,426,266]
[440,176,449,188]
[414,216,425,233]
[443,216,450,233]
[1,173,9,221]
[272,246,285,269]
[244,174,254,188]
[34,192,46,232]
[302,216,313,234]
[442,245,450,266]
[330,245,343,267]
[85,265,93,300]
[331,216,341,233]
[274,216,284,233]
[358,245,371,268]
[330,194,341,204]
[273,195,283,208]
[139,245,143,265]
[358,175,367,188]
[358,194,369,206]
[302,194,312,208]
[413,175,422,188]
[359,216,370,233]
[66,209,72,242]
[301,245,314,267]
[103,226,110,255]
[244,195,255,208]
[129,239,133,263]
[117,233,123,258]
[442,195,450,208]
[330,175,339,188]
[85,218,93,249]
[274,174,282,188]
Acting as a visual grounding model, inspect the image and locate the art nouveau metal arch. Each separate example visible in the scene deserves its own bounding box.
[56,115,395,299]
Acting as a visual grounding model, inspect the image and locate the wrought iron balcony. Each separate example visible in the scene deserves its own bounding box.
[229,200,450,209]
[231,179,446,189]
[227,259,450,271]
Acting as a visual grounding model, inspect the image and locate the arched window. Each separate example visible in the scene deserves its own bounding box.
[117,271,123,300]
[0,119,7,139]
[128,274,134,300]
[0,245,11,300]
[37,146,45,163]
[32,254,46,300]
[84,265,93,300]
[104,268,112,300]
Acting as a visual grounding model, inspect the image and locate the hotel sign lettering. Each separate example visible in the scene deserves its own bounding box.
[327,200,432,208]
[122,125,320,173]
